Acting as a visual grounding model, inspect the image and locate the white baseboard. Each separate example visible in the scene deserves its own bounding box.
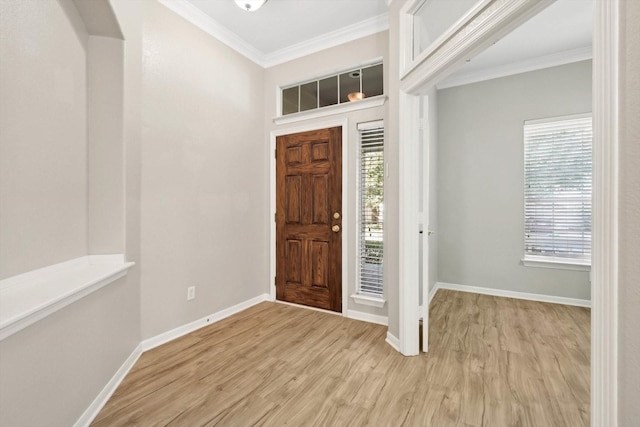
[428,283,439,304]
[385,331,400,352]
[346,310,388,326]
[73,343,143,427]
[435,282,591,308]
[142,293,270,351]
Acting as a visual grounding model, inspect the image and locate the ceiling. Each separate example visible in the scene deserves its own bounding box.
[165,0,592,74]
[439,0,593,88]
[179,0,389,66]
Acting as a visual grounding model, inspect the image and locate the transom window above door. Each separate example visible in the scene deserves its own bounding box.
[280,62,383,116]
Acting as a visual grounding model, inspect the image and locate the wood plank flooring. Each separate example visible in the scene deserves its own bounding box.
[92,290,590,426]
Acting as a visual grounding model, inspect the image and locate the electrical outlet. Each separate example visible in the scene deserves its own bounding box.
[187,286,195,300]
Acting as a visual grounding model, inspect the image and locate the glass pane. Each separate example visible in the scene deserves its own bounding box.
[299,82,317,112]
[413,0,480,59]
[339,70,361,103]
[282,86,299,115]
[362,64,383,98]
[318,76,338,107]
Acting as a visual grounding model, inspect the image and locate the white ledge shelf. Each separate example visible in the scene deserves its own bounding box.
[521,256,591,272]
[0,255,134,341]
[273,95,387,126]
[351,293,386,308]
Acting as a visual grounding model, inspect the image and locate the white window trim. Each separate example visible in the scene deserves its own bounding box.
[351,293,386,308]
[273,95,386,126]
[521,255,591,272]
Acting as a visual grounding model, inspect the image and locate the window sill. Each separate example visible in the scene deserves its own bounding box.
[273,95,387,126]
[521,256,590,272]
[0,255,135,341]
[351,293,386,308]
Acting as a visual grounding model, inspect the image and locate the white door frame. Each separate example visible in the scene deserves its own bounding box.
[420,94,431,354]
[397,0,619,424]
[269,118,350,316]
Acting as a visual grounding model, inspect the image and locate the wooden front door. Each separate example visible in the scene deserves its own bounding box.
[276,127,342,312]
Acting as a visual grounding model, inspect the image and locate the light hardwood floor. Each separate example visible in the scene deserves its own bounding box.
[93,290,590,426]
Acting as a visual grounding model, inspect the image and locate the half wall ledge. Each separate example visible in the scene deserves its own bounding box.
[0,255,134,341]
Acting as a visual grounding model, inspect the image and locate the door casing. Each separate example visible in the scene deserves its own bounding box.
[270,119,349,316]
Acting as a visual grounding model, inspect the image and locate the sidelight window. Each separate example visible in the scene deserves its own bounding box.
[357,121,385,298]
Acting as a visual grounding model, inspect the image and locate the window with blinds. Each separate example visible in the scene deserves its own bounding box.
[524,114,592,265]
[357,122,384,297]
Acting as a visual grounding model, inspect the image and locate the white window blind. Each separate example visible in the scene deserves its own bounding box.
[358,123,384,296]
[524,114,592,264]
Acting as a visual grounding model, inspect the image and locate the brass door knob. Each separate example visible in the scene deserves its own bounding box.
[332,225,340,233]
[333,212,341,219]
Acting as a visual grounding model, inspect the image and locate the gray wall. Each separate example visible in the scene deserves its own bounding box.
[264,32,389,320]
[139,1,267,339]
[437,61,592,300]
[619,0,640,422]
[0,0,88,279]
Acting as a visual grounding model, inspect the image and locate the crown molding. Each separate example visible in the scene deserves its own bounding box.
[262,13,389,67]
[157,1,388,69]
[437,45,593,89]
[157,0,268,66]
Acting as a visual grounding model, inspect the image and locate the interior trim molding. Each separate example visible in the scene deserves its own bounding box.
[350,293,387,308]
[141,293,270,352]
[428,283,438,304]
[157,0,388,69]
[400,0,555,93]
[73,344,143,427]
[273,96,387,126]
[156,0,266,65]
[435,282,591,308]
[385,331,400,352]
[262,14,389,68]
[437,46,593,89]
[591,0,619,424]
[385,331,400,353]
[346,310,388,326]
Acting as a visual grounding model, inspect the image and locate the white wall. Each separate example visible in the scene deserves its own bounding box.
[0,0,88,279]
[436,61,592,300]
[619,0,640,422]
[139,1,267,339]
[264,32,389,319]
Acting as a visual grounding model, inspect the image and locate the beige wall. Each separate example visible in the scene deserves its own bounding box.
[0,276,139,426]
[618,0,640,422]
[88,35,125,254]
[386,0,403,338]
[0,1,141,426]
[264,32,389,319]
[139,1,267,339]
[437,61,592,300]
[0,0,88,279]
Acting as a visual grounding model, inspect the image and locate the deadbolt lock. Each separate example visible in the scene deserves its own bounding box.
[333,212,341,219]
[332,225,340,233]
